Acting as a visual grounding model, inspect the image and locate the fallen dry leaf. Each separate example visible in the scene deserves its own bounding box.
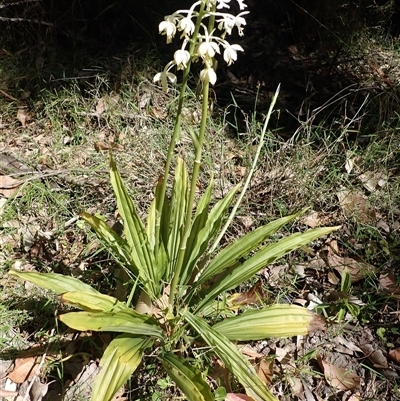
[347,393,361,401]
[302,211,336,228]
[317,354,360,391]
[379,271,400,299]
[358,171,387,193]
[95,94,119,115]
[229,280,265,306]
[345,155,355,174]
[337,189,376,224]
[94,141,124,152]
[359,344,388,368]
[29,378,50,401]
[7,356,41,383]
[257,359,273,385]
[238,344,264,361]
[309,240,376,283]
[209,358,232,393]
[17,108,32,127]
[288,377,303,397]
[388,348,400,364]
[0,175,23,197]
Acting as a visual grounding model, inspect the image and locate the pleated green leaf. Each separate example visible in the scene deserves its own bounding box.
[193,211,303,290]
[60,291,128,312]
[181,178,214,283]
[8,270,99,295]
[179,183,240,287]
[110,156,159,298]
[184,311,277,401]
[212,305,318,341]
[161,353,214,401]
[91,334,153,401]
[166,158,188,279]
[81,212,137,274]
[195,226,340,313]
[59,309,163,338]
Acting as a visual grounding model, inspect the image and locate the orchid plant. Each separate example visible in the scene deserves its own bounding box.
[10,1,339,400]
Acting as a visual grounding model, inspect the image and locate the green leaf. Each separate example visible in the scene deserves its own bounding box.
[166,157,189,280]
[161,353,214,401]
[8,270,99,295]
[91,334,153,401]
[147,196,157,252]
[60,291,128,312]
[186,178,213,251]
[184,311,278,401]
[212,305,320,341]
[193,212,303,290]
[110,156,159,298]
[180,183,240,286]
[195,226,340,313]
[59,309,163,338]
[81,212,137,274]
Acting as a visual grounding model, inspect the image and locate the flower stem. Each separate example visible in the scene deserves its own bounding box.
[169,80,210,309]
[155,1,206,254]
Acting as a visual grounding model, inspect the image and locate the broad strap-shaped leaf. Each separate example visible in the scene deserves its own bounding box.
[59,309,163,338]
[146,192,158,252]
[192,211,304,291]
[184,311,278,401]
[60,291,128,312]
[81,212,137,274]
[166,158,189,280]
[8,270,99,295]
[212,305,325,341]
[184,177,214,260]
[195,226,340,313]
[179,183,240,287]
[91,334,153,401]
[161,352,214,401]
[110,156,159,298]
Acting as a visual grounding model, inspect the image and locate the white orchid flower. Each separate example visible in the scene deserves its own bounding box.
[178,17,195,38]
[236,0,247,10]
[174,49,191,70]
[218,11,249,36]
[200,67,217,85]
[223,43,244,66]
[159,17,177,43]
[197,41,220,60]
[153,62,177,92]
[217,0,231,9]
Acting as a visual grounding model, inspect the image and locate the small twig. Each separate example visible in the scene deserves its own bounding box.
[0,0,40,10]
[0,88,19,102]
[0,16,53,26]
